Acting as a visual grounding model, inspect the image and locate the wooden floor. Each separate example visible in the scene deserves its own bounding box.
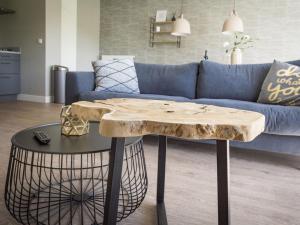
[0,101,299,225]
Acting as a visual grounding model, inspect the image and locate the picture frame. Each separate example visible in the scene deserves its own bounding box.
[155,10,167,22]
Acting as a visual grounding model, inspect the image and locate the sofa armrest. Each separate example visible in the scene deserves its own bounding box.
[65,72,95,105]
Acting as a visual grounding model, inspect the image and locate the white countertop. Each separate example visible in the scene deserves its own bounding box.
[0,50,21,54]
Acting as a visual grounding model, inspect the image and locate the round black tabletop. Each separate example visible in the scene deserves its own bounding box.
[11,122,141,154]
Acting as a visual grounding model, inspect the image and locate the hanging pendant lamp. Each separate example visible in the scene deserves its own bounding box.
[171,0,191,37]
[222,0,244,34]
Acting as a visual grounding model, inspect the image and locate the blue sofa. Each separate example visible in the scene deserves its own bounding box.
[66,60,300,155]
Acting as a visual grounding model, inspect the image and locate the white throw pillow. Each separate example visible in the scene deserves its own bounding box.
[92,59,140,94]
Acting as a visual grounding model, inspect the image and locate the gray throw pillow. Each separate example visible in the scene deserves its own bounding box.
[92,59,140,94]
[257,60,300,106]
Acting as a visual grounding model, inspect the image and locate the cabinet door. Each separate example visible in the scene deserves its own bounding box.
[0,74,20,95]
[0,53,20,61]
[0,60,20,74]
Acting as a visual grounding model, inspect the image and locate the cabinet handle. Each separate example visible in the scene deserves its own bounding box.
[0,62,11,65]
[0,76,11,79]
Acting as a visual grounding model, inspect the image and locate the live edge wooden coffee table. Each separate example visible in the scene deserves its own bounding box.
[71,98,265,225]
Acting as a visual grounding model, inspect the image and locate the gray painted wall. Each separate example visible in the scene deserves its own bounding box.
[0,0,100,100]
[0,0,46,96]
[100,0,300,64]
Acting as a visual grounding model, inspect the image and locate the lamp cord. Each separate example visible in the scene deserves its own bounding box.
[233,0,236,14]
[181,0,183,15]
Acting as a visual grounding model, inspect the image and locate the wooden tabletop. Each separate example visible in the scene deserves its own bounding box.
[71,98,265,142]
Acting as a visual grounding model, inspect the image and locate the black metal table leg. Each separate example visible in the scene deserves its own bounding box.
[103,137,125,225]
[216,140,230,225]
[157,135,168,225]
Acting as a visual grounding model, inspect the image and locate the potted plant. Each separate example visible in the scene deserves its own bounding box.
[224,33,256,64]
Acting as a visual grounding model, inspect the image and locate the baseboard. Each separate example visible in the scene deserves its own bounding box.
[17,94,53,103]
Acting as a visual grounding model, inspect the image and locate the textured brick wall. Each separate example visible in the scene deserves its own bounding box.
[100,0,300,64]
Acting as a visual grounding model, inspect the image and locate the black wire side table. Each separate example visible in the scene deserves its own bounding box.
[5,123,147,225]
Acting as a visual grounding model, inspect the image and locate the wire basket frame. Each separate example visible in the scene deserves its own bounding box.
[5,139,147,225]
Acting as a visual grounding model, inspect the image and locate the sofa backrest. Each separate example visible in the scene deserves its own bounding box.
[135,62,199,99]
[197,60,300,101]
[65,71,95,105]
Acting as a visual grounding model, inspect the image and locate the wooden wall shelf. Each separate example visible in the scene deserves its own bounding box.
[153,31,172,34]
[149,17,181,48]
[0,8,15,15]
[150,41,178,44]
[152,20,174,25]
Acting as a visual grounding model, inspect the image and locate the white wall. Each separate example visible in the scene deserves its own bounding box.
[45,0,62,98]
[61,0,78,71]
[77,0,100,71]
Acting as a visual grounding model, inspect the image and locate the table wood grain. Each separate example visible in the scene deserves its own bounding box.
[71,98,265,142]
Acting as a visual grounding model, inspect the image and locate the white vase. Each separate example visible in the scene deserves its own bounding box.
[231,48,242,65]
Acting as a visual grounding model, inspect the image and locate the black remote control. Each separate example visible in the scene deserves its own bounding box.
[33,131,51,145]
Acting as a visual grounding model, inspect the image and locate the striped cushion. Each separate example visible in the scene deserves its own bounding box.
[92,59,140,94]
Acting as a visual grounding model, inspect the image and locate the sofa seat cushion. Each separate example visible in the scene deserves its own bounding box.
[193,98,300,136]
[79,91,190,102]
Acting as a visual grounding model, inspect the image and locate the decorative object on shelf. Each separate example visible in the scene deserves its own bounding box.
[171,0,191,36]
[60,105,89,136]
[203,50,208,60]
[171,11,177,21]
[222,0,243,34]
[223,33,256,64]
[155,10,167,22]
[150,17,181,48]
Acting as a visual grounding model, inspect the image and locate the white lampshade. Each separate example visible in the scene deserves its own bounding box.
[171,14,191,36]
[222,10,244,34]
